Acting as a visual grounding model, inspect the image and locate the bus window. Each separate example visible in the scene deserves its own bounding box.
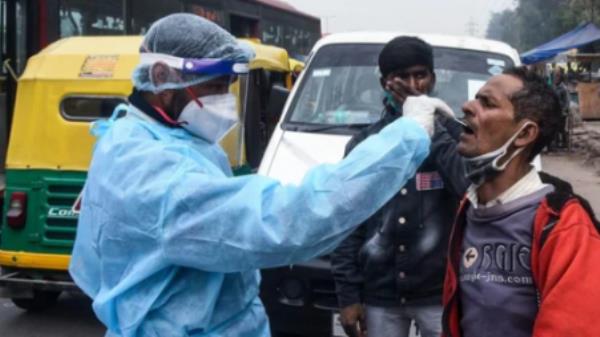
[59,0,124,37]
[1,0,5,68]
[14,0,26,74]
[130,0,183,34]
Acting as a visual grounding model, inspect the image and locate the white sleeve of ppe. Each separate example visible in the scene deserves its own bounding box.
[160,117,430,272]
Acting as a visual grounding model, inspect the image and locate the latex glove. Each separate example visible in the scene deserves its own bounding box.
[339,304,367,337]
[403,95,456,136]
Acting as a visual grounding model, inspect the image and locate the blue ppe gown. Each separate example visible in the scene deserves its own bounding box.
[69,105,430,337]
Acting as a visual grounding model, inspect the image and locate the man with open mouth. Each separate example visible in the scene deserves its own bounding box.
[442,66,600,337]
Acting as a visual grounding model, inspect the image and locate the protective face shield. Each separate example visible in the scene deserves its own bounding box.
[137,52,250,92]
[137,53,250,142]
[464,121,535,186]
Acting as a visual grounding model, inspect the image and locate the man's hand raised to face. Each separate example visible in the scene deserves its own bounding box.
[385,77,420,105]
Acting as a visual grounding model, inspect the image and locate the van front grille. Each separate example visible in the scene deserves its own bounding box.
[310,279,338,311]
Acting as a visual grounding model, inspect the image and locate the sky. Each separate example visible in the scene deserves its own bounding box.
[284,0,517,37]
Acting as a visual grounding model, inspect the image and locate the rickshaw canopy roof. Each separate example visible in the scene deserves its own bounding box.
[20,36,142,81]
[21,36,292,81]
[239,38,291,72]
[289,58,305,72]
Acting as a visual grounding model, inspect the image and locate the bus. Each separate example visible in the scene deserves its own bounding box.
[0,0,320,180]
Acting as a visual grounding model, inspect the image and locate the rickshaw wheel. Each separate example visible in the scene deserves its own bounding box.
[11,290,61,312]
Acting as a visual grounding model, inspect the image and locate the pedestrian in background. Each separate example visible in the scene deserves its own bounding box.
[551,68,569,150]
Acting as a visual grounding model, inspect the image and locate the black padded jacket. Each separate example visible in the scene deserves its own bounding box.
[331,110,469,308]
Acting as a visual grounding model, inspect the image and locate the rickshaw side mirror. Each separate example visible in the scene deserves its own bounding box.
[266,85,289,122]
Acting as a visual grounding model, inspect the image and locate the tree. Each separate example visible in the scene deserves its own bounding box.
[486,0,598,52]
[486,10,520,48]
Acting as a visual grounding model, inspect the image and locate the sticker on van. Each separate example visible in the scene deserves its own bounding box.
[488,65,504,76]
[312,68,331,77]
[468,79,486,100]
[487,58,506,67]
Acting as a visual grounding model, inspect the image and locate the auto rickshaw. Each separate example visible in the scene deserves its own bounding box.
[0,36,298,310]
[288,57,305,84]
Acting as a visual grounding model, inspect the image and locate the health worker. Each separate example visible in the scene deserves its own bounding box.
[69,13,451,337]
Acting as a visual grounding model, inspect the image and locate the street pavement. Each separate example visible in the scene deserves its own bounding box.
[0,153,598,337]
[542,152,600,213]
[585,121,600,135]
[0,292,104,337]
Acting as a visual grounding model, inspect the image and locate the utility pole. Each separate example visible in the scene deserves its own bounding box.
[322,15,336,34]
[466,17,479,37]
[592,0,596,23]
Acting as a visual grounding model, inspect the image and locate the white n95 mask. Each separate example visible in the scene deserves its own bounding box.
[177,93,239,143]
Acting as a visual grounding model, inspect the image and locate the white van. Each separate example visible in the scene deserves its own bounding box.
[258,32,524,337]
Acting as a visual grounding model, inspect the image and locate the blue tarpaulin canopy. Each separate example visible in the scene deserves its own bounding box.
[521,22,600,64]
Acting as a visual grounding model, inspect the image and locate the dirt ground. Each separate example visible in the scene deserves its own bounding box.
[542,152,600,213]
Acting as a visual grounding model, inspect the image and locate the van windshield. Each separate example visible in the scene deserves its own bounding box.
[284,43,514,133]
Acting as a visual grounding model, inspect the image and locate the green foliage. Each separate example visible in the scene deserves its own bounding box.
[487,9,520,47]
[486,0,600,52]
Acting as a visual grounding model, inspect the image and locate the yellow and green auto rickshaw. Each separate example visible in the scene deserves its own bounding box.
[288,57,305,84]
[0,36,299,310]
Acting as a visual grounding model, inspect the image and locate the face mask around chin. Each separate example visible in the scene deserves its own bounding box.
[464,121,534,186]
[176,93,239,143]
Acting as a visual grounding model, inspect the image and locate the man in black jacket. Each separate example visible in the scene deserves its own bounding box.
[331,36,469,337]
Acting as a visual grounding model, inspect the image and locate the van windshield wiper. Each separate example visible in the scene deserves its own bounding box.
[286,123,371,133]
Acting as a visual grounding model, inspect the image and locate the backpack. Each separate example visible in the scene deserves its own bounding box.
[538,172,600,247]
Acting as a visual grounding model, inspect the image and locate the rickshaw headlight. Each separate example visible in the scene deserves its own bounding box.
[6,192,27,230]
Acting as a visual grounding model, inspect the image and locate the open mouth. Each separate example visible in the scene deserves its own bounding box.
[450,118,475,136]
[459,119,475,135]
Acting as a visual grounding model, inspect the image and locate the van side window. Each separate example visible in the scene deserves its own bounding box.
[60,96,127,121]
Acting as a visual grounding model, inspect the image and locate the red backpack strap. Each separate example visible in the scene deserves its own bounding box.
[538,194,569,248]
[538,171,600,248]
[532,172,575,290]
[533,172,600,290]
